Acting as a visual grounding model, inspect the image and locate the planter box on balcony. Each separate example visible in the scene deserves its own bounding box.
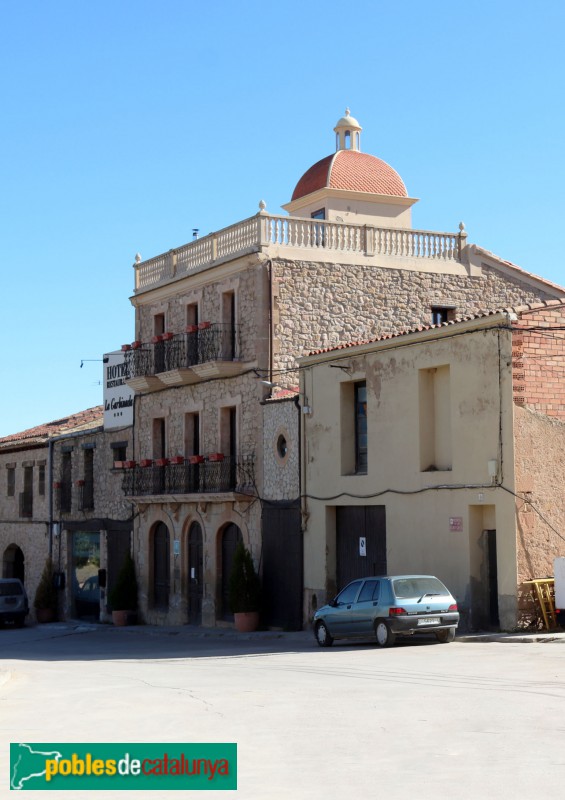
[131,341,142,349]
[188,455,205,464]
[207,453,225,462]
[186,324,199,333]
[155,458,169,467]
[123,460,137,469]
[151,336,161,344]
[161,332,174,341]
[121,344,131,351]
[169,456,185,465]
[113,461,124,469]
[75,479,85,487]
[53,481,61,489]
[198,321,211,330]
[140,459,153,468]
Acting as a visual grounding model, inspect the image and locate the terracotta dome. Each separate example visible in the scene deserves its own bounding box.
[291,149,408,201]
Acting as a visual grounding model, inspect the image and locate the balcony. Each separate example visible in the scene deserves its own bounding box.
[121,454,255,500]
[133,211,469,294]
[124,323,247,393]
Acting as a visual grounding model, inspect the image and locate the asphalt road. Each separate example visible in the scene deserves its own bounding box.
[1,623,564,799]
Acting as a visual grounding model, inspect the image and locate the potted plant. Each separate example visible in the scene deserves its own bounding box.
[108,552,138,626]
[34,557,58,623]
[228,541,261,633]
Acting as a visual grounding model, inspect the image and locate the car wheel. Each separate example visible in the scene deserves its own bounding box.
[375,620,396,648]
[435,627,456,643]
[315,621,334,647]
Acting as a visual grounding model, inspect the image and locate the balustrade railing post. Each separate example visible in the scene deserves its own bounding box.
[457,222,468,262]
[257,210,269,247]
[364,225,374,256]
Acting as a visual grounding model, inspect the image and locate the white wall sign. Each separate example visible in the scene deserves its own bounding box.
[103,350,134,429]
[359,537,367,557]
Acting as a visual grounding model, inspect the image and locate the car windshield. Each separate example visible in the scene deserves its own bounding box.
[392,577,448,600]
[0,581,23,596]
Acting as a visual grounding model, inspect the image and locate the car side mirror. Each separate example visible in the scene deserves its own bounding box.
[330,599,338,608]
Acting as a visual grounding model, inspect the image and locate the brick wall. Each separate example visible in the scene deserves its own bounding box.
[512,303,565,420]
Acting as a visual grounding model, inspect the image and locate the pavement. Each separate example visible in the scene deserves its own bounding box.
[18,619,565,645]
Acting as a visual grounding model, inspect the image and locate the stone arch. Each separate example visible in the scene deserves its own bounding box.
[150,521,170,610]
[217,522,243,621]
[3,544,25,583]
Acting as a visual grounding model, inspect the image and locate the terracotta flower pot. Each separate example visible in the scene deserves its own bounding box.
[188,455,205,464]
[36,608,55,624]
[208,453,225,462]
[169,456,185,465]
[140,459,153,468]
[112,610,130,626]
[234,611,259,633]
[198,321,211,330]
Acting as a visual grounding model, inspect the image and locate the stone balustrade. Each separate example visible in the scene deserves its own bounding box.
[133,213,465,292]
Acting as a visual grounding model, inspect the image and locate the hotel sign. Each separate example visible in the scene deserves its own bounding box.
[103,350,134,429]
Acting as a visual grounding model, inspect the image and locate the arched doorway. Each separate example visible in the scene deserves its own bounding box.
[187,522,203,625]
[3,545,24,582]
[220,523,242,620]
[153,522,170,609]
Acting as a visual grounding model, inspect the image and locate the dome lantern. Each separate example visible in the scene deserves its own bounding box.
[334,108,362,152]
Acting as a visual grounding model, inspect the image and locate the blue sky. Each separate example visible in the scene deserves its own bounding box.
[1,1,564,437]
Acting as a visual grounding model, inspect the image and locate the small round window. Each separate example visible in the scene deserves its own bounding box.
[276,434,288,459]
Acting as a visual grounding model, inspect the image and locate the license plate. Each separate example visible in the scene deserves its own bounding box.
[418,617,440,626]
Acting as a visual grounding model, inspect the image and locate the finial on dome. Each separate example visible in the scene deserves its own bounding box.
[334,108,362,152]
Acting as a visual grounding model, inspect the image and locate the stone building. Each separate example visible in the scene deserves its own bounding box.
[123,109,565,628]
[0,407,133,622]
[299,300,565,631]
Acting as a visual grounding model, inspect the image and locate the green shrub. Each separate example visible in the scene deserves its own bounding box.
[108,552,138,611]
[34,557,58,612]
[228,541,261,613]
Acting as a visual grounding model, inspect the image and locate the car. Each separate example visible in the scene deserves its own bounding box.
[313,574,460,648]
[75,574,100,618]
[0,578,29,627]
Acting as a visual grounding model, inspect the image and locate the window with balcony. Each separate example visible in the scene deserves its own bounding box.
[153,418,166,459]
[221,291,236,360]
[184,412,200,457]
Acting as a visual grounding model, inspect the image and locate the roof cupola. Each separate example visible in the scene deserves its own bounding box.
[334,108,362,152]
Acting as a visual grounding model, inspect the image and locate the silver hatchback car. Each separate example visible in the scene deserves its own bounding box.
[313,575,459,647]
[0,579,29,627]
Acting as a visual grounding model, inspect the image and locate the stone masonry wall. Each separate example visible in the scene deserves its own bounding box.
[272,258,559,386]
[262,398,300,502]
[514,406,565,622]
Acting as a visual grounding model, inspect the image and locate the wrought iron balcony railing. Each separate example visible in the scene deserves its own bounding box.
[121,454,255,497]
[58,481,72,513]
[124,323,240,379]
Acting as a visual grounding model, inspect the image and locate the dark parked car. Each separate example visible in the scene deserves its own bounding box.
[0,579,29,627]
[313,575,459,648]
[75,575,100,618]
